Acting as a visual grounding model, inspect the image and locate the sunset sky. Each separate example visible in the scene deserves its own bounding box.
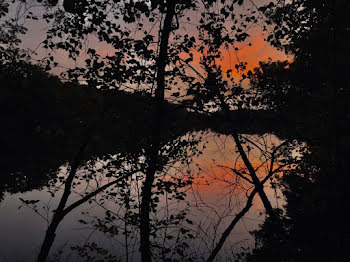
[12,1,290,87]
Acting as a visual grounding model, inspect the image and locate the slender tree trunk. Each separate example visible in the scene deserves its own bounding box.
[231,133,277,221]
[217,94,277,221]
[206,189,258,262]
[37,214,64,262]
[206,152,279,262]
[36,141,139,262]
[139,3,176,262]
[37,139,88,262]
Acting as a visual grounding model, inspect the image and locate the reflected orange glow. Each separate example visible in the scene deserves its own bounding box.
[190,159,283,193]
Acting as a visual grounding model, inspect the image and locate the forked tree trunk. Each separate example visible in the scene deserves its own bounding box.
[217,94,278,221]
[206,144,282,262]
[36,138,140,262]
[37,140,88,262]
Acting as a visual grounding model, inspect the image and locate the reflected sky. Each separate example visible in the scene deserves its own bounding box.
[0,132,286,261]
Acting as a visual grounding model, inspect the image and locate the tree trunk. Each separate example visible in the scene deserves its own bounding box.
[217,94,278,221]
[206,151,279,262]
[37,214,63,262]
[231,133,277,221]
[206,189,258,262]
[139,2,176,262]
[36,140,88,262]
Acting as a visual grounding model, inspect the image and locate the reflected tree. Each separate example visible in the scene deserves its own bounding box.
[2,0,346,261]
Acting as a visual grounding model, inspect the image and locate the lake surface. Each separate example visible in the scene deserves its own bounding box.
[0,131,284,261]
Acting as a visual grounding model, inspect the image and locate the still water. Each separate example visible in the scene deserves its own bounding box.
[0,132,284,261]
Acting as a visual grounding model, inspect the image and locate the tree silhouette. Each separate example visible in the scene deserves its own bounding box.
[2,0,348,261]
[247,0,350,260]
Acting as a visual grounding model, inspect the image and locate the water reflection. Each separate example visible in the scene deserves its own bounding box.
[0,131,292,261]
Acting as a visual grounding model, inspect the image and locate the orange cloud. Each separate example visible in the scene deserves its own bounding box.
[220,33,290,76]
[178,32,290,84]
